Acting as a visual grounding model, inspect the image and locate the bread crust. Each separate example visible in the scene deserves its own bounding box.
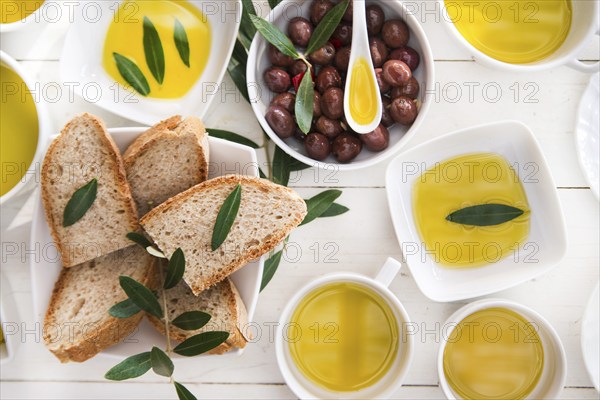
[123,115,209,216]
[40,113,139,267]
[43,248,159,363]
[140,175,307,294]
[146,278,249,354]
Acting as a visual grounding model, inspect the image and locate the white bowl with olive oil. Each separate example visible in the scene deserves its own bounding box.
[0,0,46,32]
[437,299,567,399]
[59,0,242,125]
[438,0,599,72]
[0,50,50,204]
[385,121,567,302]
[276,258,414,399]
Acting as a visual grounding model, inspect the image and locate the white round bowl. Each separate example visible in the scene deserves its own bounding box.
[0,50,50,205]
[0,0,46,33]
[275,258,414,399]
[437,0,600,73]
[247,0,434,170]
[437,299,567,400]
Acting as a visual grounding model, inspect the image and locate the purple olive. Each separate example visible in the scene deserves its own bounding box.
[360,124,390,152]
[266,105,295,138]
[264,67,291,93]
[332,133,362,163]
[305,132,331,160]
[389,46,421,71]
[268,44,294,67]
[382,19,410,48]
[382,59,411,87]
[390,96,418,125]
[288,17,313,48]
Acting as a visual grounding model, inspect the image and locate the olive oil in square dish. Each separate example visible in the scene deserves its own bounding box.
[412,152,530,268]
[103,0,211,99]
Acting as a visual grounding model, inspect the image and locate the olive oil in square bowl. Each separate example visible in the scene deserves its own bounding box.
[385,121,567,302]
[60,0,242,125]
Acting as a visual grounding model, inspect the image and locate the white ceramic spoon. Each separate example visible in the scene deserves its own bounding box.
[343,0,382,134]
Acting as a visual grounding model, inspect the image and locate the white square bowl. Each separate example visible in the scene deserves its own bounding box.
[385,121,567,302]
[60,0,241,125]
[30,128,264,359]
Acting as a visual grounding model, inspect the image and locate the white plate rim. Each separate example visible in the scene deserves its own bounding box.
[575,71,600,200]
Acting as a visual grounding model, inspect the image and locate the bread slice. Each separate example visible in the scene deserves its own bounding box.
[41,113,138,267]
[140,175,307,295]
[43,245,159,363]
[147,277,249,354]
[123,116,209,217]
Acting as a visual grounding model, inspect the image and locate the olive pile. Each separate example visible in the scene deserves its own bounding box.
[263,0,422,163]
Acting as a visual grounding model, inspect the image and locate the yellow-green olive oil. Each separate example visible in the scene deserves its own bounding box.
[289,282,399,392]
[443,307,544,399]
[412,153,530,268]
[445,0,572,64]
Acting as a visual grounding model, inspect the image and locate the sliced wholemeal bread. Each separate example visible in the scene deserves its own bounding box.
[41,113,138,267]
[123,116,209,217]
[147,277,249,354]
[140,175,307,295]
[43,245,159,363]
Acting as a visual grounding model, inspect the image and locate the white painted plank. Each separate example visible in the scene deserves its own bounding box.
[0,382,598,400]
[12,60,596,188]
[1,0,598,62]
[1,189,598,388]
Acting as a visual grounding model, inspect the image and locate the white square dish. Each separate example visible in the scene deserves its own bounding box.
[386,121,567,302]
[30,128,264,359]
[60,0,241,126]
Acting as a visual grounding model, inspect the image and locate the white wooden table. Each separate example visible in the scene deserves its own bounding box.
[1,1,599,399]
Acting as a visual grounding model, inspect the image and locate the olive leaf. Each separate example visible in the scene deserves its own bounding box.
[231,39,248,69]
[164,248,185,289]
[113,52,150,96]
[227,62,250,103]
[206,128,259,149]
[305,0,349,55]
[63,178,97,227]
[268,0,283,8]
[173,331,230,356]
[172,311,211,331]
[174,18,190,67]
[174,381,197,400]
[126,232,152,248]
[260,238,287,292]
[295,70,314,134]
[211,184,242,251]
[301,190,343,225]
[109,298,141,318]
[446,204,526,226]
[150,346,174,377]
[320,202,349,218]
[143,16,165,84]
[105,352,152,381]
[249,14,300,59]
[239,0,257,48]
[119,276,163,319]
